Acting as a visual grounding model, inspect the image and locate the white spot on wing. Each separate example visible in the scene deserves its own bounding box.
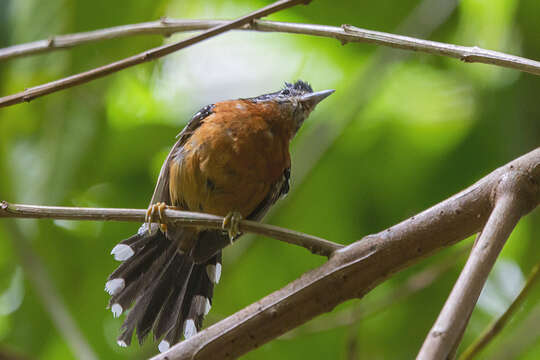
[183,319,197,339]
[105,278,125,295]
[235,103,245,110]
[111,244,134,261]
[158,340,170,353]
[111,303,123,318]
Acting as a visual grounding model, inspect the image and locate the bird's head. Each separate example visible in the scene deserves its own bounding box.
[249,80,334,135]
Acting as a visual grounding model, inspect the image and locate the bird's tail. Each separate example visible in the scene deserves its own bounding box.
[105,224,221,352]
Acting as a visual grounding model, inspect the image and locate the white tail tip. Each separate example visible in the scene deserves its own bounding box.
[111,244,134,261]
[137,223,149,235]
[117,340,127,348]
[183,319,197,339]
[111,303,123,318]
[105,278,125,295]
[206,263,222,284]
[204,298,212,315]
[158,340,170,353]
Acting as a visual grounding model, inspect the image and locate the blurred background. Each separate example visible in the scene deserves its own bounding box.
[0,0,539,359]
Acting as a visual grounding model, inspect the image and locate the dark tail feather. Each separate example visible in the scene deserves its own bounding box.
[160,252,221,350]
[106,230,168,313]
[114,233,178,347]
[153,258,194,340]
[106,227,222,352]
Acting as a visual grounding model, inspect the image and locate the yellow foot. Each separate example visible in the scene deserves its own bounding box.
[222,211,243,243]
[145,202,170,233]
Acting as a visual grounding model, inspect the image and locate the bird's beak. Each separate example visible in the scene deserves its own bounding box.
[300,89,335,109]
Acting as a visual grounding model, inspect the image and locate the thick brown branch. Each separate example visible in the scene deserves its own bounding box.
[0,201,341,257]
[417,168,537,359]
[283,246,468,339]
[0,0,309,108]
[148,148,539,360]
[2,18,539,77]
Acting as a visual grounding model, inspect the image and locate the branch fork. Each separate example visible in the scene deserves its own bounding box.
[3,149,537,359]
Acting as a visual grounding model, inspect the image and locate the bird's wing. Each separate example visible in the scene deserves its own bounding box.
[149,104,215,205]
[191,167,290,263]
[247,167,291,221]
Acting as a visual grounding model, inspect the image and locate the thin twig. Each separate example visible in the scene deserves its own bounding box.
[145,148,538,360]
[417,169,538,359]
[0,0,309,108]
[229,0,459,265]
[2,15,540,109]
[0,20,226,61]
[340,25,540,76]
[459,261,540,360]
[0,201,342,257]
[2,18,539,78]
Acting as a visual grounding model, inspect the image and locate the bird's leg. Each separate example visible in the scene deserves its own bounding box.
[145,202,171,233]
[222,211,243,243]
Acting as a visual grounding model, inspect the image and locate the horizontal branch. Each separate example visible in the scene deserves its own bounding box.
[0,0,309,108]
[340,25,540,76]
[2,18,539,78]
[0,201,342,257]
[149,147,539,360]
[0,19,226,61]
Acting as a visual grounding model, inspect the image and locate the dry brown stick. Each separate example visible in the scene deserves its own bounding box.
[282,245,468,338]
[340,25,540,76]
[0,201,342,257]
[145,149,538,360]
[417,168,539,359]
[0,19,225,61]
[0,0,309,108]
[2,18,539,78]
[459,261,540,360]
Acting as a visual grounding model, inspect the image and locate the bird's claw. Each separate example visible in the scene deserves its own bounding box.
[222,211,242,243]
[145,202,169,233]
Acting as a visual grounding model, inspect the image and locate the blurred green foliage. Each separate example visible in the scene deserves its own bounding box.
[0,0,539,359]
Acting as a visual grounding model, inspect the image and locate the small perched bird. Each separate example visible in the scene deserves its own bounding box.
[105,80,334,352]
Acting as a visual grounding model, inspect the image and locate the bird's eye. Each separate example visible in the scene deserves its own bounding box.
[281,89,290,95]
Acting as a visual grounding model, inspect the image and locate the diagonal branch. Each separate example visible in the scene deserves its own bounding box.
[0,0,309,108]
[459,260,540,360]
[417,167,536,359]
[1,151,538,359]
[0,201,342,257]
[283,245,468,339]
[146,149,538,360]
[1,18,539,76]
